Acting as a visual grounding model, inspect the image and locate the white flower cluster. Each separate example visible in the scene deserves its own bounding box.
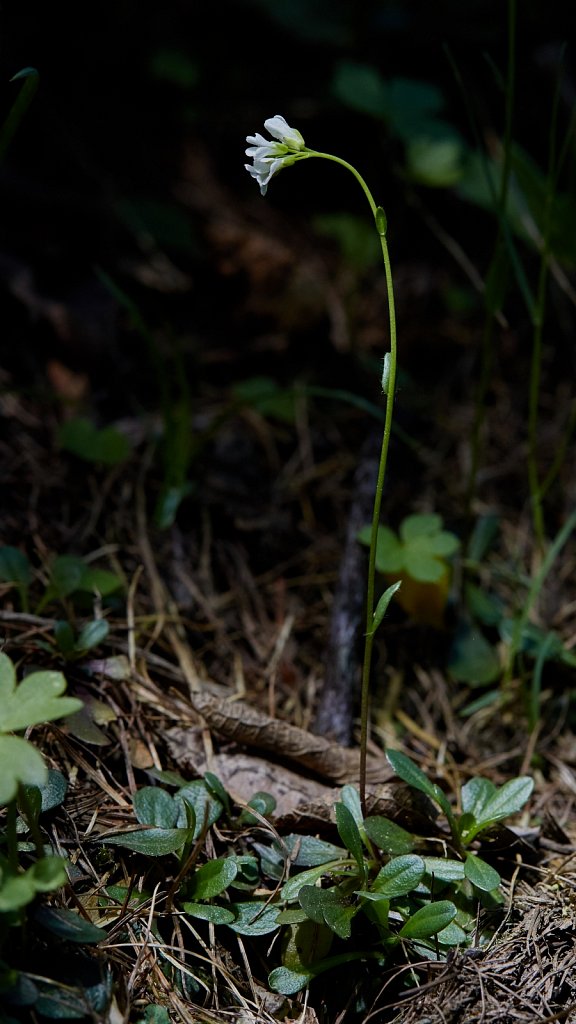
[245,115,307,195]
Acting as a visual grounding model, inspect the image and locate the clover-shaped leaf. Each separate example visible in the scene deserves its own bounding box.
[359,515,459,585]
[0,653,82,733]
[0,735,46,805]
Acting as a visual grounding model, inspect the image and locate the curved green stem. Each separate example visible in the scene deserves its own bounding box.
[307,151,398,810]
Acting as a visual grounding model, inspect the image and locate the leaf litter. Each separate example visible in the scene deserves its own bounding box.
[1,163,576,1024]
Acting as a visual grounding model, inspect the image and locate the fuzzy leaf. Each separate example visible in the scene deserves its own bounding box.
[281,863,341,902]
[133,787,179,828]
[398,900,457,939]
[175,781,223,838]
[279,834,346,867]
[299,886,356,939]
[227,902,280,936]
[363,816,414,855]
[24,769,68,814]
[386,749,451,815]
[370,855,425,898]
[340,785,363,829]
[464,854,501,892]
[335,802,365,877]
[100,828,191,856]
[422,857,465,882]
[181,902,235,924]
[186,858,238,900]
[268,966,312,995]
[461,777,496,818]
[471,777,533,828]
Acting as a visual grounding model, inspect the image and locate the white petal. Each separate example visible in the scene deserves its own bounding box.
[264,114,305,150]
[246,132,269,147]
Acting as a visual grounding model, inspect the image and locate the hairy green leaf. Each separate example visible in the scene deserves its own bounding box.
[335,802,365,878]
[186,858,238,900]
[227,902,280,936]
[363,816,414,855]
[181,902,235,924]
[133,787,178,828]
[464,854,501,892]
[100,828,191,856]
[386,749,451,815]
[399,900,457,939]
[370,855,425,898]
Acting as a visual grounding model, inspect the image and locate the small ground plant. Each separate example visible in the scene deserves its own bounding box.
[87,754,532,1004]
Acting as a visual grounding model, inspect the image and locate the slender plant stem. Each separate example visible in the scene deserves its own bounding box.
[307,151,398,809]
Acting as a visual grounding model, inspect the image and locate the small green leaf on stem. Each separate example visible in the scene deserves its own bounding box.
[371,581,402,635]
[375,206,387,236]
